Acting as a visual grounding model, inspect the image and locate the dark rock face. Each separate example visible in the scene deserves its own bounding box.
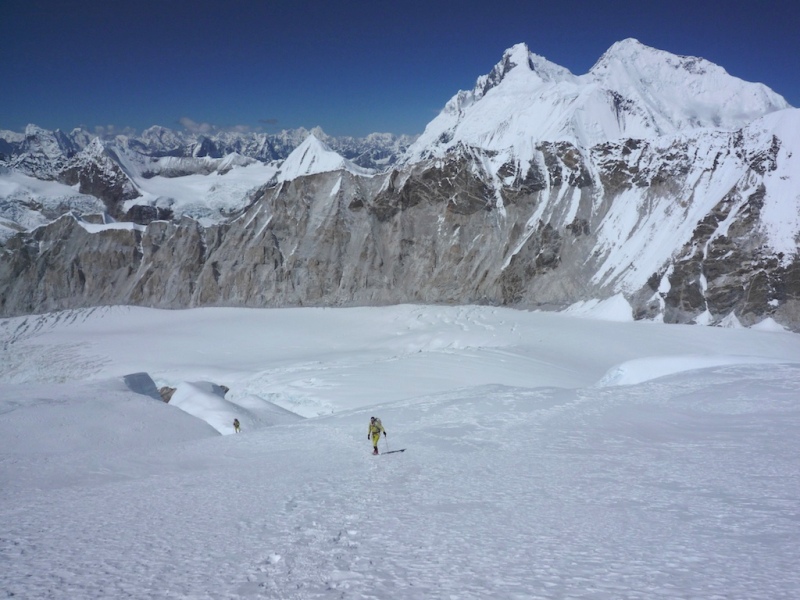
[661,183,797,327]
[59,159,140,217]
[370,156,495,222]
[500,221,563,304]
[124,205,174,224]
[1,126,798,332]
[0,215,142,315]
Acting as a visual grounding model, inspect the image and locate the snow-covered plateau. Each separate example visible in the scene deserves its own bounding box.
[1,304,800,598]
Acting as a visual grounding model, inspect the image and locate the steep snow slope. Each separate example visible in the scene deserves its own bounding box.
[582,108,800,292]
[738,108,800,257]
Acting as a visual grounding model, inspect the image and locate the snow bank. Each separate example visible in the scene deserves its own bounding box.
[595,354,789,387]
[169,381,303,434]
[751,316,789,332]
[78,221,146,234]
[563,294,633,321]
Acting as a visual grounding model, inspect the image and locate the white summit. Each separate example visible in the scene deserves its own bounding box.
[277,133,373,182]
[404,38,791,161]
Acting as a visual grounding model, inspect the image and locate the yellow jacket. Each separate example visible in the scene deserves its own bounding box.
[368,419,385,438]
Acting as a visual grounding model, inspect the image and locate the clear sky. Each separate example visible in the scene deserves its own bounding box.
[1,0,797,138]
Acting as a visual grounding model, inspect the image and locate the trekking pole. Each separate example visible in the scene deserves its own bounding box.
[385,435,390,453]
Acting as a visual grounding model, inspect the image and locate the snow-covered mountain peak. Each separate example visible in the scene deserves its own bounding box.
[588,38,790,119]
[504,42,531,63]
[593,38,658,65]
[138,125,185,153]
[473,42,575,100]
[9,124,79,179]
[475,42,532,95]
[69,137,118,170]
[403,39,792,163]
[24,123,51,138]
[277,133,373,182]
[591,37,732,81]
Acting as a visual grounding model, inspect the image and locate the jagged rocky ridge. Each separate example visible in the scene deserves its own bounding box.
[1,40,798,330]
[0,125,413,223]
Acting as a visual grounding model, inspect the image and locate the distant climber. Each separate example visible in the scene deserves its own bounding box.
[367,416,386,455]
[233,418,240,433]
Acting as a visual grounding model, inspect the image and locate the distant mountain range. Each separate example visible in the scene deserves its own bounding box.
[0,121,415,238]
[1,39,798,331]
[0,123,413,172]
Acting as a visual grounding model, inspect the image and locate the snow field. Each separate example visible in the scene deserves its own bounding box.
[1,305,800,598]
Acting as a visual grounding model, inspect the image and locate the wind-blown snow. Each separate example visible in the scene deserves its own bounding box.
[2,305,800,598]
[595,353,790,387]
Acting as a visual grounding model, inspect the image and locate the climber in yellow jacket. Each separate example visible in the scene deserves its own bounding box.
[367,416,386,455]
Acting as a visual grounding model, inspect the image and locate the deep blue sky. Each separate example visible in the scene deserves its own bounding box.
[2,0,797,137]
